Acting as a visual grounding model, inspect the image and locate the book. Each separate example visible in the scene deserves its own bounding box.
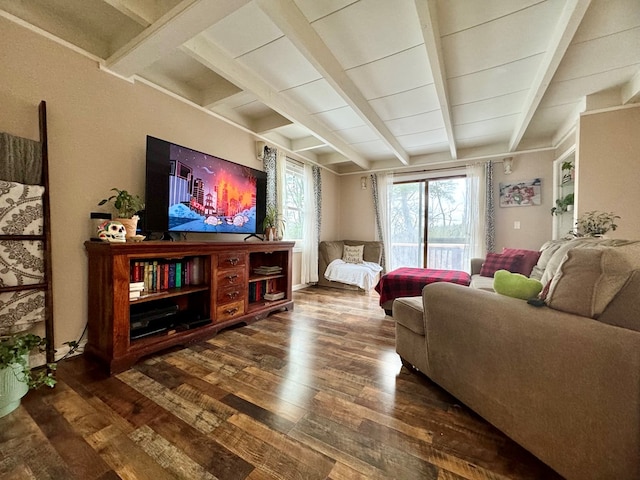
[129,290,141,300]
[264,291,284,301]
[130,281,145,292]
[254,266,282,275]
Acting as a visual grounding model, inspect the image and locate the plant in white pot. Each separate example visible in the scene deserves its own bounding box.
[0,333,56,417]
[98,188,145,238]
[262,205,286,241]
[573,210,620,237]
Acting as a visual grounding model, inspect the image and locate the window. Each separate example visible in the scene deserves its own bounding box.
[283,159,304,241]
[389,176,469,271]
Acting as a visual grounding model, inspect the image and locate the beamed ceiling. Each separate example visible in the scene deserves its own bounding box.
[2,0,639,173]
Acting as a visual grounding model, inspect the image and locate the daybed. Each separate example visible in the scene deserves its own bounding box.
[393,238,640,479]
[318,240,383,291]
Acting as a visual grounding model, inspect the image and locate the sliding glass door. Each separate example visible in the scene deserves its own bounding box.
[388,176,469,271]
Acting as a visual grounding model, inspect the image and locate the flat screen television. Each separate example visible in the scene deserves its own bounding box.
[144,136,267,235]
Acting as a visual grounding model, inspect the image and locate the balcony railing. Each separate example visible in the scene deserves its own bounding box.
[390,241,469,271]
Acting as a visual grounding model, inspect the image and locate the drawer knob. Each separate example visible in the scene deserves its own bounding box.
[224,307,238,315]
[226,291,239,299]
[225,274,238,282]
[226,257,239,265]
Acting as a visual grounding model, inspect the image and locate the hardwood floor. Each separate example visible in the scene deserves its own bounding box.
[0,287,562,479]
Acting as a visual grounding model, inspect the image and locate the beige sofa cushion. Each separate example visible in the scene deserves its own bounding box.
[598,270,640,331]
[546,242,640,318]
[393,296,424,335]
[529,239,567,280]
[538,238,607,286]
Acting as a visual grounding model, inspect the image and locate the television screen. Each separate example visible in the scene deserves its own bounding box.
[144,136,267,235]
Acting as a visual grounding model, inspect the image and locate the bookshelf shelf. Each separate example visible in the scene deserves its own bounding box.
[130,285,210,304]
[85,240,294,374]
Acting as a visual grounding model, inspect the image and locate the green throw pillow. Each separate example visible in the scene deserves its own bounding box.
[493,269,543,300]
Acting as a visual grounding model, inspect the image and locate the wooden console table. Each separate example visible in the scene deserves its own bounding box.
[84,240,294,374]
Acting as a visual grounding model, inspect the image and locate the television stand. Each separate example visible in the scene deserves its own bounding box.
[244,233,264,241]
[84,240,294,374]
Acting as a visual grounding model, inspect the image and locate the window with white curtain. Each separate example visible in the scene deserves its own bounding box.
[283,159,305,242]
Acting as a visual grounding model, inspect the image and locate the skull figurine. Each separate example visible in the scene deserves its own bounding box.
[97,220,126,243]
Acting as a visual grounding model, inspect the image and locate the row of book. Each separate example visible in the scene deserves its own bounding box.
[130,258,199,293]
[248,278,283,302]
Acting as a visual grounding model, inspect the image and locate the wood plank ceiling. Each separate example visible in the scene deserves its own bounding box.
[2,0,639,173]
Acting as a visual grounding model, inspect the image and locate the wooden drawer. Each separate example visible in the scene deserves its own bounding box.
[216,300,245,322]
[217,285,244,303]
[217,251,246,268]
[217,267,245,287]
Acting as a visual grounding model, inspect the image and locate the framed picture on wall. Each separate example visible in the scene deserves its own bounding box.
[499,178,542,207]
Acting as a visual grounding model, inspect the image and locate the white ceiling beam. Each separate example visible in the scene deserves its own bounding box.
[201,82,243,108]
[102,0,154,27]
[105,0,250,78]
[292,136,326,152]
[252,113,293,134]
[182,36,371,170]
[414,0,457,160]
[318,152,350,166]
[622,69,640,104]
[256,0,409,166]
[508,0,592,151]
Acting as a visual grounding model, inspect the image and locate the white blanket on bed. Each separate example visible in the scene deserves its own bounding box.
[324,259,383,291]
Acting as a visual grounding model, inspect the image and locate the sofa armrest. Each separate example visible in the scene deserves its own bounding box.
[470,257,484,275]
[422,282,640,480]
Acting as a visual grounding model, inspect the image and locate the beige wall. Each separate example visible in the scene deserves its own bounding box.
[0,19,268,349]
[493,151,555,251]
[319,168,341,241]
[339,174,378,241]
[577,105,640,240]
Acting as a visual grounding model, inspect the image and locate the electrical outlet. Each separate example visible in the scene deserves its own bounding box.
[514,221,521,229]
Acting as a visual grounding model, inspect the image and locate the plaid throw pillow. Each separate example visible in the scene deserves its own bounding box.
[480,252,524,277]
[502,248,541,276]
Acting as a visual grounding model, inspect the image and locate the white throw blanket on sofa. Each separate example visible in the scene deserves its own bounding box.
[324,259,383,291]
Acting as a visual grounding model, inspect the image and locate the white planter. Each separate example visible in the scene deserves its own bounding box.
[0,361,29,417]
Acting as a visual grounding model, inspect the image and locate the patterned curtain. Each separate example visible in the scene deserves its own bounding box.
[370,174,387,271]
[263,146,277,210]
[301,163,318,284]
[312,166,321,244]
[485,161,496,253]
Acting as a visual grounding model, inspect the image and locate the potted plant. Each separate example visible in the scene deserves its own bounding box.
[573,210,620,237]
[0,333,56,417]
[561,160,575,183]
[262,205,285,241]
[99,188,145,238]
[550,192,574,216]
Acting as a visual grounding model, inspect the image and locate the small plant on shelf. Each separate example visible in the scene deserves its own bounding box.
[550,192,574,216]
[98,188,145,219]
[263,205,286,240]
[572,211,620,237]
[561,160,574,184]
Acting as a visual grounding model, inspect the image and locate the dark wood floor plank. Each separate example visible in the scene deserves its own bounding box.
[292,412,440,480]
[116,368,223,434]
[147,412,254,480]
[22,385,115,480]
[0,286,563,479]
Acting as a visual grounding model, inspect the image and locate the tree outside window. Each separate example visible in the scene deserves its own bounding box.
[283,160,304,241]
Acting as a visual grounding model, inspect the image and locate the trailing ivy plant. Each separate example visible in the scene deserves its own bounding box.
[0,334,57,389]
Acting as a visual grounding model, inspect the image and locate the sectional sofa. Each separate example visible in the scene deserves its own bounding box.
[393,238,640,480]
